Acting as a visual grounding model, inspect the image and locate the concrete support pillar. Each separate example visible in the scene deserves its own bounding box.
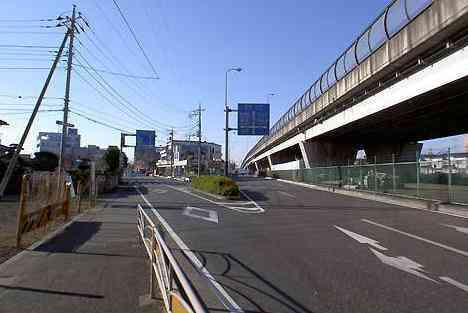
[302,140,357,167]
[254,161,259,172]
[298,141,311,169]
[267,155,273,169]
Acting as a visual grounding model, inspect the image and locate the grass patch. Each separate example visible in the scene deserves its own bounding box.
[191,176,240,198]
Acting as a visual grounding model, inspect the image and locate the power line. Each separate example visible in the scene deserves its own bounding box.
[111,0,160,78]
[74,53,183,130]
[69,109,132,133]
[0,44,58,49]
[73,68,156,130]
[0,18,56,22]
[71,63,158,79]
[71,106,137,133]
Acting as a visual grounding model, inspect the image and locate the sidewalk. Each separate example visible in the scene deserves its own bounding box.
[0,188,162,313]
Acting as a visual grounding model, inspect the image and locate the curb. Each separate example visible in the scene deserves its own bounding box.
[276,179,445,211]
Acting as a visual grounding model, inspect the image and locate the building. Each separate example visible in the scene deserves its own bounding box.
[420,152,468,175]
[156,140,222,176]
[37,128,116,169]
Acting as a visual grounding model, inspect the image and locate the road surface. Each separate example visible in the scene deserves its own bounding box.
[128,176,468,313]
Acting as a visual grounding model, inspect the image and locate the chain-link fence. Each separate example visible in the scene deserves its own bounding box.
[272,150,468,205]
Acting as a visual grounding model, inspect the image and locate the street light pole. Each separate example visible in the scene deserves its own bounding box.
[224,67,241,177]
[266,93,277,104]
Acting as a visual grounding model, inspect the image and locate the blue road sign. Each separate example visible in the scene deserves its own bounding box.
[136,130,156,147]
[237,103,270,136]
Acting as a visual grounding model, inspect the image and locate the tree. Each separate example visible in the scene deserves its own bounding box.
[103,146,121,174]
[121,152,128,168]
[31,151,58,171]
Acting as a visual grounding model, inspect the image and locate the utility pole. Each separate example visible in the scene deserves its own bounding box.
[57,5,77,176]
[169,128,174,177]
[0,27,70,198]
[190,104,205,176]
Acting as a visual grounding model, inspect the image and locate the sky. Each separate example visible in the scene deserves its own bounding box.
[0,0,466,164]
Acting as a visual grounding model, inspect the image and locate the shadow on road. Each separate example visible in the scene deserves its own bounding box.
[177,248,315,313]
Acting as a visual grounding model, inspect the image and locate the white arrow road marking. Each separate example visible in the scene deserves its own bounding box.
[183,206,219,224]
[166,185,265,214]
[334,225,388,251]
[278,190,295,198]
[439,276,468,293]
[370,248,438,283]
[442,224,468,235]
[152,189,168,194]
[362,219,468,257]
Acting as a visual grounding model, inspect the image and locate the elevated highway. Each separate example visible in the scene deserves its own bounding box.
[242,0,468,172]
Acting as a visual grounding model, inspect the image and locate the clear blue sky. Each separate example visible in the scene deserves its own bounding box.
[0,0,465,163]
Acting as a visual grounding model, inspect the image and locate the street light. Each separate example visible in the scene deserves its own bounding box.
[266,93,277,104]
[224,67,242,176]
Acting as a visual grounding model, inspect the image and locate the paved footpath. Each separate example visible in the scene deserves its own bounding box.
[0,186,161,313]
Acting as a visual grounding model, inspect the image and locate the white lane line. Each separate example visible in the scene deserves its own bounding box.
[183,206,219,224]
[362,219,468,257]
[278,190,295,198]
[276,178,468,220]
[442,224,468,235]
[137,187,244,313]
[166,185,264,214]
[439,276,468,293]
[334,225,388,250]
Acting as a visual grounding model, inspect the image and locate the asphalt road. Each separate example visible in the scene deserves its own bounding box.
[128,176,468,313]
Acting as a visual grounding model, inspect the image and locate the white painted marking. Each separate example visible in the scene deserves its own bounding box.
[442,224,468,235]
[152,189,168,194]
[239,190,265,213]
[166,185,265,214]
[278,190,295,198]
[136,188,244,313]
[370,248,437,283]
[334,225,388,251]
[183,206,219,224]
[439,276,468,293]
[277,178,468,220]
[362,219,468,257]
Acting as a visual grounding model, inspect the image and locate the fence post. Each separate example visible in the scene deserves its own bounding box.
[416,150,420,198]
[448,147,452,203]
[76,181,82,213]
[149,226,156,299]
[374,156,377,192]
[392,153,396,194]
[63,183,70,221]
[359,159,363,188]
[15,175,29,248]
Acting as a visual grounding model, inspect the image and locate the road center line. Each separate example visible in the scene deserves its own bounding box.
[136,187,244,312]
[362,219,468,257]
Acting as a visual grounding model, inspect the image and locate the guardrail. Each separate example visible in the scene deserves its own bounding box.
[137,204,206,313]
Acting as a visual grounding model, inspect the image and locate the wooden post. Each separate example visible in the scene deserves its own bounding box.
[15,175,29,248]
[63,183,70,221]
[76,181,82,213]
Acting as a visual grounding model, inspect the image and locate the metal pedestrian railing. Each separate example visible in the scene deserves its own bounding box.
[137,204,206,313]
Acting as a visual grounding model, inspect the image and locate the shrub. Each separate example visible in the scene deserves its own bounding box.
[191,175,240,198]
